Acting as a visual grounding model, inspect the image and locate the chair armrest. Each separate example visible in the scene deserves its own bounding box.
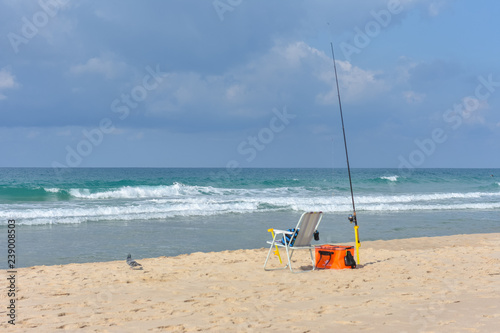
[272,229,293,235]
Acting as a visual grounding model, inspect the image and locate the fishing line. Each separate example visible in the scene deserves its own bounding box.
[330,42,361,264]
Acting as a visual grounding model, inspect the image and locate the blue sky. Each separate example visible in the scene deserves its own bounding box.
[1,0,499,169]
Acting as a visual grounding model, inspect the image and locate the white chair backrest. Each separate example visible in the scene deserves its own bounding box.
[292,212,323,247]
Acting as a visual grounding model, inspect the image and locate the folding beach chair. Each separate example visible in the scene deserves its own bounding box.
[264,212,323,273]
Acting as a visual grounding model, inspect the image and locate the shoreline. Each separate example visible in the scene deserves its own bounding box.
[2,233,499,332]
[6,229,500,269]
[6,211,500,270]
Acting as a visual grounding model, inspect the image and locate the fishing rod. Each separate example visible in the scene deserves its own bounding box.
[330,42,361,265]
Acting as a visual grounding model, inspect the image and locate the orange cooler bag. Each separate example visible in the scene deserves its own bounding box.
[315,245,356,269]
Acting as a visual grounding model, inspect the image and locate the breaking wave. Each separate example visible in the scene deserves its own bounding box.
[1,182,499,225]
[380,175,399,182]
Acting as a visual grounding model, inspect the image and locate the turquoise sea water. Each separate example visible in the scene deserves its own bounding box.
[1,168,499,268]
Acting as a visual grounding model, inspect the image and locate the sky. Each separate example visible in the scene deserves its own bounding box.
[1,0,499,169]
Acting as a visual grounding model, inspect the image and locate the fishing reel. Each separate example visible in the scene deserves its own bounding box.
[348,214,354,223]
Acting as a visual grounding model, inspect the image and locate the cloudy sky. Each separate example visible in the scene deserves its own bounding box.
[1,0,499,168]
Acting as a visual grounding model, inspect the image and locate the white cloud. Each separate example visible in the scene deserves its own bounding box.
[426,0,450,16]
[70,54,129,80]
[395,57,419,83]
[315,56,388,104]
[141,39,391,132]
[403,90,426,104]
[281,41,321,67]
[0,68,19,100]
[0,68,18,89]
[461,96,489,125]
[225,84,246,101]
[238,40,388,105]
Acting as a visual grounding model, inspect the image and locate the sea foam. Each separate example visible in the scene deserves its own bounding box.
[44,188,61,193]
[2,168,499,226]
[67,183,205,199]
[380,175,399,182]
[2,187,499,225]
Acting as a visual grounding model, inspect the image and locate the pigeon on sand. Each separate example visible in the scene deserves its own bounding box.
[126,254,142,270]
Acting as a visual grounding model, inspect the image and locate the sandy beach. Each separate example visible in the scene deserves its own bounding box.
[2,233,499,332]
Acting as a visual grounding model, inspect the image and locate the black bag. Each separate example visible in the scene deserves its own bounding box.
[344,251,357,268]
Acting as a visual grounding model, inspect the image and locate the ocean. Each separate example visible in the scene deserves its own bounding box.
[1,167,499,268]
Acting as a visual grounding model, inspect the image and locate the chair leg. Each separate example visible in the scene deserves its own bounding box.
[287,248,294,272]
[263,243,275,269]
[265,244,316,273]
[309,249,316,271]
[264,242,289,271]
[290,248,316,273]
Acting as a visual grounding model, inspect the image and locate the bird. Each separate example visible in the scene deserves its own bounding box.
[126,254,142,270]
